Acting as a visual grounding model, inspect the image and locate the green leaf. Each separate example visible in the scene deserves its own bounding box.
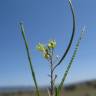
[19,22,40,96]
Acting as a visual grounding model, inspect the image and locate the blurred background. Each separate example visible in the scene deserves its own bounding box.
[0,0,96,96]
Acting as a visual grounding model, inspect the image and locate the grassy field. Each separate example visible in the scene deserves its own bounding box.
[0,80,96,96]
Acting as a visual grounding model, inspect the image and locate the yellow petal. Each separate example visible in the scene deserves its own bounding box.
[36,43,45,52]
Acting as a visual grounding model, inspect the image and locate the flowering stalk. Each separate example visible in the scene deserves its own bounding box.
[36,40,57,96]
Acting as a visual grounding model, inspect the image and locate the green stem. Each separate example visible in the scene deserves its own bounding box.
[50,49,54,96]
[19,23,40,96]
[58,28,85,95]
[53,0,76,71]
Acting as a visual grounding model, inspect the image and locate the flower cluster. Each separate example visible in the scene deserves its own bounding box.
[36,40,56,59]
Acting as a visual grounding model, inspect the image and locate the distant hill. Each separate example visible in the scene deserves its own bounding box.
[0,79,96,96]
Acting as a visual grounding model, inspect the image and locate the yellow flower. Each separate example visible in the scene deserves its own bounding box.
[48,40,56,48]
[36,43,45,52]
[43,53,50,59]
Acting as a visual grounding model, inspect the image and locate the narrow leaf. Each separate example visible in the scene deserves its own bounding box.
[19,22,40,96]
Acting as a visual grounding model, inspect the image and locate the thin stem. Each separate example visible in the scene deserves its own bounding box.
[50,48,54,96]
[51,62,54,96]
[53,0,76,71]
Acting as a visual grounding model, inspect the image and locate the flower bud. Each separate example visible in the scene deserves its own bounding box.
[43,53,50,59]
[48,40,56,48]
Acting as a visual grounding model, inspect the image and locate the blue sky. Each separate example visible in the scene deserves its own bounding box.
[0,0,96,87]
